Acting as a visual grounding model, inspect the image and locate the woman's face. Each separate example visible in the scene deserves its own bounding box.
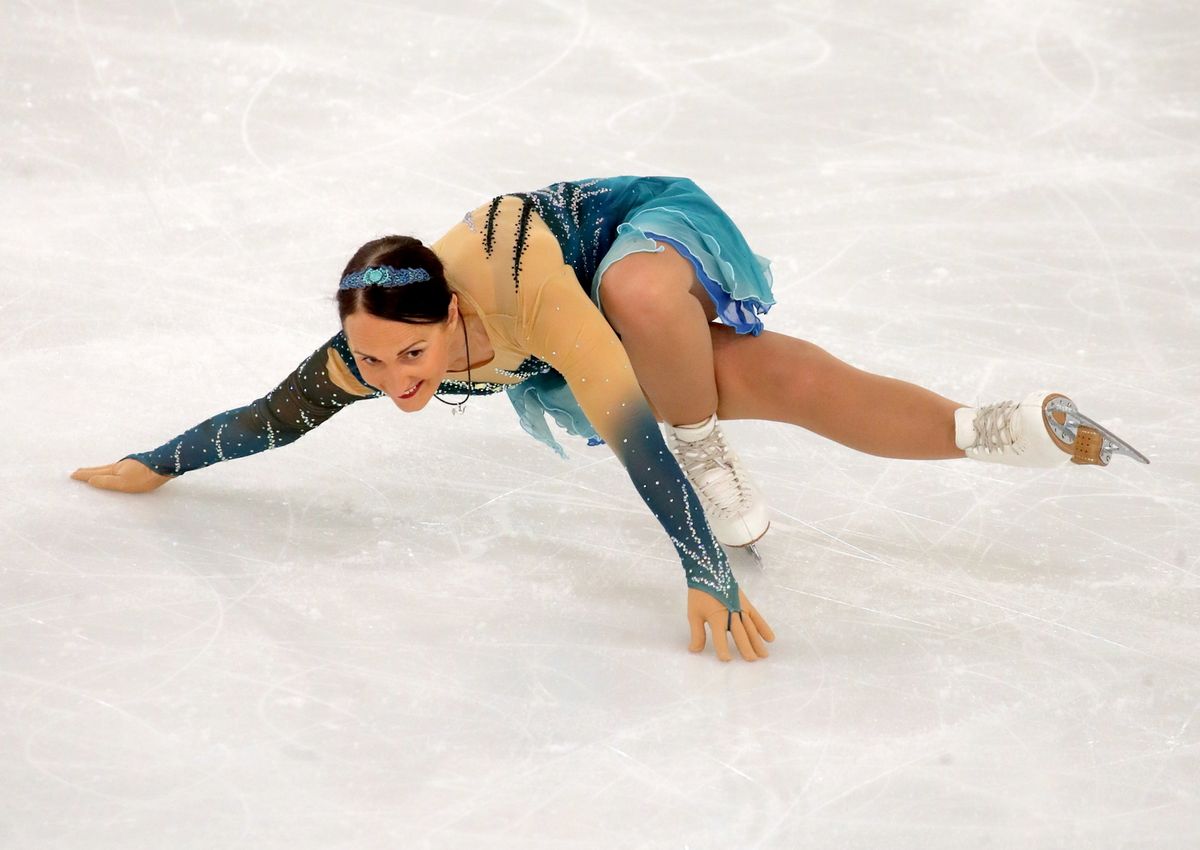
[342,295,461,413]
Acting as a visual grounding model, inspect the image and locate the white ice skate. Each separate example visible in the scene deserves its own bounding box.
[665,414,770,565]
[955,391,1150,467]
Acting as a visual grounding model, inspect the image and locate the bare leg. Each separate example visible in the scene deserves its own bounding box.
[710,326,965,459]
[600,245,965,460]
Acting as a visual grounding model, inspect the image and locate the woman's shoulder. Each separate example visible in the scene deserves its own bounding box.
[434,194,564,275]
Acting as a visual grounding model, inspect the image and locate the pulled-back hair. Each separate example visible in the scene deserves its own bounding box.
[336,235,451,325]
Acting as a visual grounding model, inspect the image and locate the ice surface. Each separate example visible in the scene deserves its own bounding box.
[2,1,1198,848]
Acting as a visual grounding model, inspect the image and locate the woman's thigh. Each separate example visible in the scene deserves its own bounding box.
[628,323,830,424]
[709,324,841,423]
[598,242,719,330]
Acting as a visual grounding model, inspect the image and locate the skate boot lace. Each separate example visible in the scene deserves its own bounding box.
[671,429,751,518]
[973,400,1019,451]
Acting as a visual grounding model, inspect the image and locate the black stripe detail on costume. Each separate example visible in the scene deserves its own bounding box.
[512,195,535,290]
[483,196,503,257]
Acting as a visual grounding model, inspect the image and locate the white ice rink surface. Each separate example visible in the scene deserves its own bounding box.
[3,1,1199,847]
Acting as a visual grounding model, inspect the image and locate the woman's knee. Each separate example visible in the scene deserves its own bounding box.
[770,337,848,410]
[599,248,708,333]
[711,329,836,419]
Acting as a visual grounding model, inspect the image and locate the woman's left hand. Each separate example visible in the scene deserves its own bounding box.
[687,587,775,662]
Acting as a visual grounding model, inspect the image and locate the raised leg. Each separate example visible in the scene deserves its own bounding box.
[597,245,1146,468]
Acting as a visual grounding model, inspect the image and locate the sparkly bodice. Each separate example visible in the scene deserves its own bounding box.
[437,354,554,396]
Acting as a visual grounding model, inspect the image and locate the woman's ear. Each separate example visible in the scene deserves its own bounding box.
[447,293,460,328]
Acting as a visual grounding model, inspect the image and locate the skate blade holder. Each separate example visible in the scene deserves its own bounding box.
[1043,396,1150,466]
[722,542,766,569]
[726,522,769,569]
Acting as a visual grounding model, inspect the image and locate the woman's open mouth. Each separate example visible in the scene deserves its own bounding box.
[399,381,423,400]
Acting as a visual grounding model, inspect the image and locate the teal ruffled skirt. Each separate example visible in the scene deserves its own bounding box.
[590,197,775,335]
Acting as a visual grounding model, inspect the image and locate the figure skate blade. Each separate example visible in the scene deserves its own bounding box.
[1043,396,1150,466]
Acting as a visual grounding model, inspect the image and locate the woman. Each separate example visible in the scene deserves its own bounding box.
[70,176,1148,663]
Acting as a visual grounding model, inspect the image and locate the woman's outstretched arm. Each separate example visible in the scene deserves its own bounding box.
[72,330,381,490]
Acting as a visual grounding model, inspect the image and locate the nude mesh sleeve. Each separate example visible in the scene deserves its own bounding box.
[124,331,381,477]
[521,266,741,611]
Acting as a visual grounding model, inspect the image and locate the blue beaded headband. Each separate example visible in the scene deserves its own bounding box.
[339,265,432,290]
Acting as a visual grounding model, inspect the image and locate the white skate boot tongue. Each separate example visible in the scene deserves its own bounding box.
[670,415,748,515]
[693,462,742,513]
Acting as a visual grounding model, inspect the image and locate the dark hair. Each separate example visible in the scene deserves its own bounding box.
[336,235,452,324]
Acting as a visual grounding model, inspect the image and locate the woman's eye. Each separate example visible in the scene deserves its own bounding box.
[358,352,419,365]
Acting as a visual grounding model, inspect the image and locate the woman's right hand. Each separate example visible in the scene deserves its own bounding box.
[687,587,774,662]
[70,458,173,493]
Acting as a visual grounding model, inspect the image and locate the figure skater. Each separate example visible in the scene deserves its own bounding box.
[70,176,1148,663]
